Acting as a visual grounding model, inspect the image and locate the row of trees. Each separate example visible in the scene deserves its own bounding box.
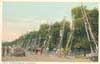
[6,19,71,51]
[2,6,98,54]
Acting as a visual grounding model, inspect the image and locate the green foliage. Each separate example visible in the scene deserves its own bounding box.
[39,24,49,47]
[88,8,98,41]
[72,7,83,19]
[49,22,60,50]
[48,21,70,50]
[2,42,11,46]
[61,21,70,48]
[71,6,98,51]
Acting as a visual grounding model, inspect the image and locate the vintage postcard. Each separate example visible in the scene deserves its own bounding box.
[0,0,99,64]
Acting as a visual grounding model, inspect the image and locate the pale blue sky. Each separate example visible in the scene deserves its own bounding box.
[3,2,98,41]
[3,2,98,21]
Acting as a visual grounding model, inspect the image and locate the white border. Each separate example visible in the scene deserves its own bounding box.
[0,0,2,63]
[3,0,99,2]
[98,1,100,63]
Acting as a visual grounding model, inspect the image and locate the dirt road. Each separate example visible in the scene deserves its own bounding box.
[2,54,91,62]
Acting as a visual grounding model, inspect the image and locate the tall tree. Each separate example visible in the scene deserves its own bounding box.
[71,6,98,55]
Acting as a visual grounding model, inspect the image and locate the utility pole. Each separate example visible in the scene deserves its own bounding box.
[65,20,74,53]
[56,16,66,55]
[45,20,52,52]
[80,3,98,57]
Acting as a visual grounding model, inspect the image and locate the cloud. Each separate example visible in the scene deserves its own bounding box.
[2,16,50,41]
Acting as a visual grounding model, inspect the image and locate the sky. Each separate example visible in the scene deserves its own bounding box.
[3,2,98,42]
